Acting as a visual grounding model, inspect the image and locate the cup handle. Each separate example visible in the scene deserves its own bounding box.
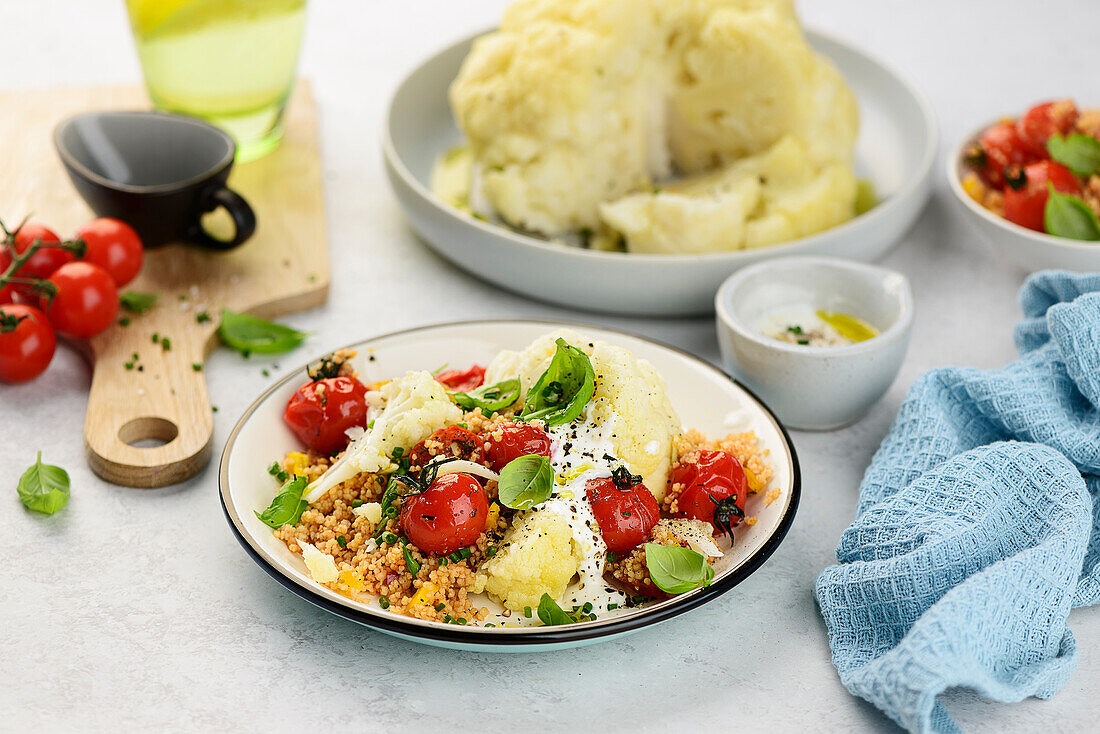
[194,185,257,250]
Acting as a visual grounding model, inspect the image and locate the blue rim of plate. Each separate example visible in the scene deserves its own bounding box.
[219,319,802,647]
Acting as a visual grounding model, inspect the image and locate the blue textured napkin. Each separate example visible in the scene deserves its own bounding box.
[814,271,1100,733]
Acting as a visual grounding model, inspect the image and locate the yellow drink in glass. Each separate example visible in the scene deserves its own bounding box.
[125,0,306,161]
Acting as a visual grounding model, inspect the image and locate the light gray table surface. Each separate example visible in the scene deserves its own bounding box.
[2,1,1098,731]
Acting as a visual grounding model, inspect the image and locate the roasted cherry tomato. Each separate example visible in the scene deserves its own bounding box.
[400,472,489,554]
[75,218,144,287]
[1003,160,1080,233]
[485,422,552,471]
[974,121,1034,187]
[283,376,369,454]
[668,450,748,538]
[8,222,73,300]
[586,470,660,553]
[0,304,56,383]
[407,425,483,468]
[434,364,486,392]
[1017,100,1079,157]
[41,261,119,338]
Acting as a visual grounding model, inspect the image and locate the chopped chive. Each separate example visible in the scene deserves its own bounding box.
[582,602,593,614]
[486,545,497,557]
[456,618,467,625]
[382,532,398,545]
[161,337,171,351]
[131,352,139,360]
[379,596,390,609]
[336,536,347,548]
[607,603,619,610]
[524,606,532,618]
[351,499,364,508]
[151,333,159,343]
[195,311,210,324]
[124,362,134,370]
[439,558,448,566]
[119,317,131,327]
[435,603,445,611]
[192,363,202,371]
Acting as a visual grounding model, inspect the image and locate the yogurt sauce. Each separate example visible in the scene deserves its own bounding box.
[534,410,628,613]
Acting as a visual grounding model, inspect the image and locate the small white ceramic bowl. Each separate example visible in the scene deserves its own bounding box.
[383,28,938,316]
[947,119,1100,272]
[715,257,913,430]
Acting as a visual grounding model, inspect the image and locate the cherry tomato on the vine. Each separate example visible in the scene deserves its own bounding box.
[586,471,660,553]
[0,304,56,383]
[668,450,748,538]
[40,261,119,339]
[1003,160,1080,233]
[76,218,143,287]
[434,364,486,392]
[400,472,489,555]
[9,222,73,300]
[485,422,551,471]
[283,376,369,454]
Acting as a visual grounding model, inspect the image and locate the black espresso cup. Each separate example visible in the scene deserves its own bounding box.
[54,111,256,249]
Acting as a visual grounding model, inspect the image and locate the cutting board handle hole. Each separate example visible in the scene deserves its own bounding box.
[119,417,180,449]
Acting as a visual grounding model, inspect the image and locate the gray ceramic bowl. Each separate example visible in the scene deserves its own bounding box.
[715,257,913,430]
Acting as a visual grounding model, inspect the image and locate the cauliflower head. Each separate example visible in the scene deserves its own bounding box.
[485,330,682,499]
[304,370,462,503]
[599,135,857,253]
[483,510,582,611]
[448,0,858,247]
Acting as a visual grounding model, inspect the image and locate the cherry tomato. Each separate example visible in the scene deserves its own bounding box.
[434,364,486,392]
[586,473,660,553]
[0,304,56,383]
[40,261,119,339]
[400,472,489,554]
[283,376,369,454]
[0,247,13,304]
[1003,160,1080,233]
[1017,100,1079,158]
[485,422,552,471]
[668,450,748,537]
[8,222,73,300]
[76,218,143,287]
[975,121,1034,187]
[407,425,483,468]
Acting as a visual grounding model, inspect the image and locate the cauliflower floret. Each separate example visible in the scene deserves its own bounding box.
[599,135,856,253]
[483,510,581,611]
[485,330,681,499]
[304,370,462,503]
[448,0,858,246]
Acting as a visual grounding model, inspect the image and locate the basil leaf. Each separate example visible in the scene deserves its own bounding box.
[255,475,309,529]
[1044,184,1100,241]
[520,338,595,426]
[1047,133,1100,178]
[644,543,715,594]
[537,593,573,626]
[451,377,521,413]
[118,291,159,313]
[218,308,307,355]
[17,452,70,514]
[497,454,553,510]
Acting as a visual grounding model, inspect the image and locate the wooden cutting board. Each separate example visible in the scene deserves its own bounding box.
[0,82,329,488]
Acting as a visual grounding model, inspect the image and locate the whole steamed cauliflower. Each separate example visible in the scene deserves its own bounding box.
[485,330,682,499]
[447,0,859,252]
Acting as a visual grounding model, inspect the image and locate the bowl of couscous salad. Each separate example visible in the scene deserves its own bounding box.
[219,321,800,651]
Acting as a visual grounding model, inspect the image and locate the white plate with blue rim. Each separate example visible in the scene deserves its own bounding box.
[220,320,800,651]
[382,29,937,316]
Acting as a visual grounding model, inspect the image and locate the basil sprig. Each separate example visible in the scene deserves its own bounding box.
[255,475,309,529]
[219,308,307,356]
[17,452,70,514]
[520,338,595,426]
[497,454,553,510]
[1047,133,1100,178]
[1044,184,1100,241]
[451,377,520,413]
[118,291,159,313]
[644,543,715,594]
[537,594,573,626]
